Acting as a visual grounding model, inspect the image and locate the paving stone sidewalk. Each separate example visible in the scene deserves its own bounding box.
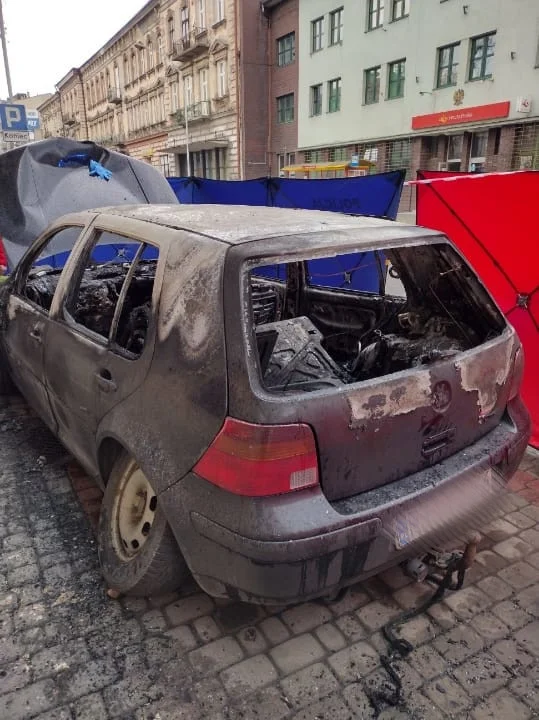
[1,396,538,720]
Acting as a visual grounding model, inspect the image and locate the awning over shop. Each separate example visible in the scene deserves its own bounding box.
[282,160,376,173]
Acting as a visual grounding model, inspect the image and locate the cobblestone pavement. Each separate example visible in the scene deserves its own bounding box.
[1,396,538,720]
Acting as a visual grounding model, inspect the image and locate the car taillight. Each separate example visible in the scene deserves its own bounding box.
[508,347,524,401]
[193,417,319,496]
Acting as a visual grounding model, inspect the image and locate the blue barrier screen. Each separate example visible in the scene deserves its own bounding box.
[168,171,404,220]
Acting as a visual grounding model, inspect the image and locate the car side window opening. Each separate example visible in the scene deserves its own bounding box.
[22,226,84,312]
[66,231,159,359]
[248,245,505,394]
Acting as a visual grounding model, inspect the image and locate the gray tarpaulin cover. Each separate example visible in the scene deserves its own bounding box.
[0,138,178,268]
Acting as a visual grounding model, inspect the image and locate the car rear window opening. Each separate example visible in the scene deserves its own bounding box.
[247,243,506,394]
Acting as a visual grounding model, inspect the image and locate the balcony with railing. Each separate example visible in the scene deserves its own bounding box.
[108,87,122,105]
[175,100,211,125]
[171,28,209,62]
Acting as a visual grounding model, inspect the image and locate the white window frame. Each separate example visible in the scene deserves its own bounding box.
[171,81,179,112]
[368,0,384,30]
[215,0,225,23]
[198,0,206,29]
[184,75,193,106]
[181,7,189,40]
[217,60,227,97]
[199,68,209,101]
[311,17,324,52]
[329,8,343,45]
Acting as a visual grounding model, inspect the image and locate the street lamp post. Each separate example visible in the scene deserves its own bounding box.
[183,78,191,176]
[0,0,13,100]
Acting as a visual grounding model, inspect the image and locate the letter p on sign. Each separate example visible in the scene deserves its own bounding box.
[0,103,28,131]
[6,107,21,128]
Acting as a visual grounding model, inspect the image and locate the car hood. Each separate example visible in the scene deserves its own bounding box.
[0,137,178,268]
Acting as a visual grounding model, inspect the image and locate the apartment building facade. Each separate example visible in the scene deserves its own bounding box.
[295,0,539,178]
[263,0,299,176]
[39,0,270,179]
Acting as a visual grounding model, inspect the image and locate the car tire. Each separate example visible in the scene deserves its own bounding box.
[97,452,189,597]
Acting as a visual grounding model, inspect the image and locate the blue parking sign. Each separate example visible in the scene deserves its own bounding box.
[0,103,28,131]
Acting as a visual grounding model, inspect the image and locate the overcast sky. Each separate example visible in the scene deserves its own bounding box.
[0,0,143,98]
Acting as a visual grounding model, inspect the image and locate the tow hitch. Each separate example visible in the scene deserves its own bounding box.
[367,534,481,715]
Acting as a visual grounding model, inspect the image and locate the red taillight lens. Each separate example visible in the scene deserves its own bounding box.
[193,417,319,496]
[508,347,524,401]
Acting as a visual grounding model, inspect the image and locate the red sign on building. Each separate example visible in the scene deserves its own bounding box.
[412,101,510,130]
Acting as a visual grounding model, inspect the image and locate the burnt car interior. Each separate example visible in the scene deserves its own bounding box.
[249,244,506,393]
[23,234,159,358]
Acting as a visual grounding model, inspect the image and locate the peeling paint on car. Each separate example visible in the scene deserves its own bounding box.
[347,371,432,423]
[456,331,515,415]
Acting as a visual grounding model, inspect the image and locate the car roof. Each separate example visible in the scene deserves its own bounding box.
[88,204,441,246]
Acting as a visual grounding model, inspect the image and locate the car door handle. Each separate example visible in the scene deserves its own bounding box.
[95,370,117,393]
[29,326,43,344]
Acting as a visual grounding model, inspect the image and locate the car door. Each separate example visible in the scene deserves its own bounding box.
[45,217,164,476]
[3,224,90,432]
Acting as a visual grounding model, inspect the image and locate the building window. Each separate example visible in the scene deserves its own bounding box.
[367,0,384,30]
[447,133,463,171]
[199,68,209,101]
[277,32,295,66]
[181,7,189,40]
[215,0,225,23]
[311,17,324,52]
[391,0,409,21]
[148,41,154,68]
[140,48,147,75]
[184,75,193,106]
[364,66,380,104]
[389,139,411,171]
[329,8,343,45]
[168,16,175,51]
[471,130,488,158]
[469,32,496,81]
[160,155,170,176]
[216,59,227,96]
[277,93,294,124]
[328,78,341,112]
[157,35,164,64]
[328,147,347,161]
[124,56,130,85]
[387,59,405,99]
[436,42,459,88]
[198,0,206,29]
[310,84,322,116]
[171,81,179,112]
[131,53,137,81]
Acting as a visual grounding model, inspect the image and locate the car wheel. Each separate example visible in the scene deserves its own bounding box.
[98,452,188,597]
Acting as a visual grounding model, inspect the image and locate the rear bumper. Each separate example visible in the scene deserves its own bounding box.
[162,401,530,604]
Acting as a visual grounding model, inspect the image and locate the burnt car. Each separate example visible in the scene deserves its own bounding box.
[0,204,530,603]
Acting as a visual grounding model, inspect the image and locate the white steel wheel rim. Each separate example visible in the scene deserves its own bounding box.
[111,462,157,561]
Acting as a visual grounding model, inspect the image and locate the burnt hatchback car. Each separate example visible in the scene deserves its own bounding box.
[0,204,530,603]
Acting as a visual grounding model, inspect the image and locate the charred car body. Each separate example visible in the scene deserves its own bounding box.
[0,196,530,602]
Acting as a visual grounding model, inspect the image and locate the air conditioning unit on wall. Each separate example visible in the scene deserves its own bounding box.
[437,162,448,171]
